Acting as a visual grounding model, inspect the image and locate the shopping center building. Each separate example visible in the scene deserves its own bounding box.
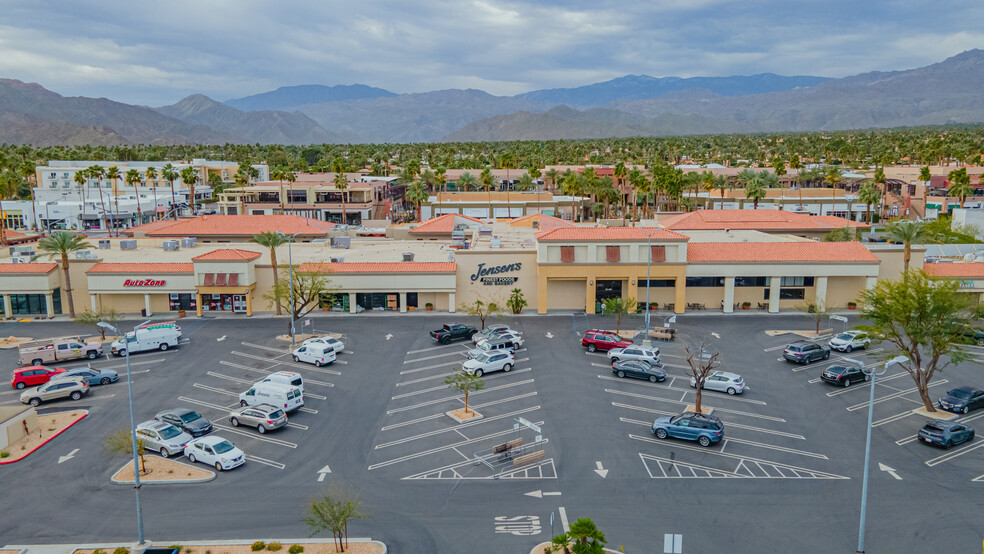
[0,212,918,319]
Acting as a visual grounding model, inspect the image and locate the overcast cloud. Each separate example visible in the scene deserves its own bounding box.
[1,0,982,106]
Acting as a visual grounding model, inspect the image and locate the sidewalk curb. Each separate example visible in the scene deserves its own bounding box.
[0,410,88,465]
[2,539,385,554]
[110,458,216,485]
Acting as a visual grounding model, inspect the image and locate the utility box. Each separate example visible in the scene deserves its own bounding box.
[120,240,137,250]
[180,237,197,248]
[162,240,180,251]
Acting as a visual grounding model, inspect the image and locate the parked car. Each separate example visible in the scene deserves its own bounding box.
[651,411,724,447]
[467,335,523,359]
[461,351,515,377]
[111,322,180,356]
[52,366,119,386]
[240,382,304,412]
[918,420,975,449]
[820,365,868,387]
[229,403,288,434]
[10,366,67,389]
[938,386,984,414]
[183,436,246,471]
[18,336,103,366]
[155,408,213,437]
[608,346,661,367]
[690,371,746,395]
[471,324,512,343]
[957,326,984,346]
[612,360,665,383]
[301,335,345,353]
[783,341,830,364]
[292,344,336,366]
[135,420,192,458]
[19,376,89,407]
[430,323,478,344]
[581,330,632,353]
[828,331,871,353]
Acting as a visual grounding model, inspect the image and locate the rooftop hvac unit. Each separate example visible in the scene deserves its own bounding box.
[312,238,328,244]
[180,237,197,248]
[98,239,111,249]
[490,237,502,248]
[162,240,180,251]
[120,240,137,250]
[331,236,350,249]
[451,229,465,241]
[10,245,34,256]
[11,256,31,264]
[479,227,493,236]
[402,252,414,262]
[330,256,345,263]
[74,250,98,260]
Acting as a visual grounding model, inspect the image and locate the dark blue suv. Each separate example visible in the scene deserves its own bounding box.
[651,411,724,447]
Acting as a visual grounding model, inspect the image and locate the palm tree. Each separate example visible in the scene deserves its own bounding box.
[527,164,541,192]
[826,167,844,218]
[88,165,110,234]
[250,231,288,315]
[271,167,288,213]
[596,176,618,219]
[735,168,758,209]
[947,168,973,208]
[745,177,767,209]
[613,161,628,217]
[919,166,932,182]
[433,167,447,217]
[73,169,88,230]
[499,153,516,218]
[707,174,731,206]
[544,168,560,193]
[106,166,121,236]
[334,171,349,224]
[283,168,297,215]
[457,172,478,193]
[144,166,158,220]
[629,168,650,219]
[480,167,494,219]
[125,169,142,225]
[560,171,583,222]
[234,162,259,215]
[160,163,179,219]
[37,231,93,318]
[873,167,887,219]
[405,178,428,222]
[857,181,881,224]
[515,173,535,193]
[885,219,931,272]
[180,167,200,217]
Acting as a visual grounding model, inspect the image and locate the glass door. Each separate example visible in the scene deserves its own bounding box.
[232,294,247,313]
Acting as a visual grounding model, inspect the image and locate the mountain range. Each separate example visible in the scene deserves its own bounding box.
[1,50,982,146]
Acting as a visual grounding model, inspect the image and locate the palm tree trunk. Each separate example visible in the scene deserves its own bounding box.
[904,242,911,272]
[169,180,178,220]
[61,253,76,318]
[114,194,121,237]
[134,186,142,226]
[97,186,110,235]
[341,194,347,225]
[270,247,282,315]
[189,181,196,217]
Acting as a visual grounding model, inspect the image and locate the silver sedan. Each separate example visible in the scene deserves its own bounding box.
[229,403,288,434]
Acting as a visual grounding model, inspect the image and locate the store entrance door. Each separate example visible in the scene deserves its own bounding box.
[232,294,248,313]
[596,279,623,301]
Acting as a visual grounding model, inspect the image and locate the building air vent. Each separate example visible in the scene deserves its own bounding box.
[74,250,98,260]
[162,240,180,251]
[331,236,350,249]
[531,221,539,230]
[479,227,493,236]
[11,256,30,264]
[120,240,137,250]
[403,252,414,262]
[180,237,197,248]
[330,256,344,263]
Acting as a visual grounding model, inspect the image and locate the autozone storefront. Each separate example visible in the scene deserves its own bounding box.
[85,263,197,316]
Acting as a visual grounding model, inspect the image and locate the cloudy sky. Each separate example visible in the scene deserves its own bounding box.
[2,0,982,106]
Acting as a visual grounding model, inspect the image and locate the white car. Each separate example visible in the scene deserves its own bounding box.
[184,436,246,471]
[828,331,870,353]
[608,346,662,367]
[292,344,337,366]
[690,371,746,395]
[301,335,345,353]
[461,351,515,377]
[471,324,513,343]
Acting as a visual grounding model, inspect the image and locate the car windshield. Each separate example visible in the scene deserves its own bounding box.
[475,353,493,363]
[213,440,235,454]
[835,333,854,340]
[159,426,182,439]
[269,410,285,419]
[609,334,623,342]
[948,389,973,400]
[179,412,202,423]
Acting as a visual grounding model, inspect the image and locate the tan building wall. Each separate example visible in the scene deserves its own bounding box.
[537,263,687,314]
[1,406,38,450]
[454,250,538,310]
[546,279,586,311]
[871,246,924,281]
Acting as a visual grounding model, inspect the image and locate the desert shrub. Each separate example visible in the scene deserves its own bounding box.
[0,451,9,458]
[266,543,282,552]
[250,542,265,552]
[93,550,106,554]
[113,548,130,554]
[288,546,303,554]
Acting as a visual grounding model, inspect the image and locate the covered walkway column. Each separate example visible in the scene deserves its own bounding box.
[3,295,12,319]
[769,277,781,313]
[448,292,456,313]
[144,294,153,317]
[537,274,548,314]
[673,277,685,314]
[245,292,253,316]
[90,294,98,311]
[585,280,597,314]
[196,293,203,316]
[349,293,357,314]
[723,277,735,313]
[45,293,54,318]
[814,277,828,308]
[865,277,878,290]
[399,292,407,313]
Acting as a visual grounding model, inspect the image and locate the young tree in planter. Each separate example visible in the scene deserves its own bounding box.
[857,270,978,412]
[797,300,828,335]
[602,296,635,333]
[303,485,369,552]
[684,341,721,414]
[567,517,607,554]
[263,265,338,334]
[460,298,500,330]
[75,308,122,340]
[444,371,484,416]
[105,428,147,474]
[506,288,527,314]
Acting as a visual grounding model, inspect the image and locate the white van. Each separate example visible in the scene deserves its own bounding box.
[239,382,304,413]
[292,344,336,367]
[111,322,181,356]
[260,371,304,393]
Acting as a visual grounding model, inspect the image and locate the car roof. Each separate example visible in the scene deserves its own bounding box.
[682,411,722,423]
[268,371,301,378]
[49,376,85,385]
[787,341,810,347]
[160,407,194,416]
[927,420,960,429]
[249,403,280,411]
[826,365,855,372]
[137,420,173,431]
[195,435,229,445]
[950,386,979,393]
[712,371,741,379]
[16,366,57,373]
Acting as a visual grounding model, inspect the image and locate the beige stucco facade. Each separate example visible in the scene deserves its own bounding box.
[454,250,538,310]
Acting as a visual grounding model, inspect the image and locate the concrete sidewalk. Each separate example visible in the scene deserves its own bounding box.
[3,538,386,554]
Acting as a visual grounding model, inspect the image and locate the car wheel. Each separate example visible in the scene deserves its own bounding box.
[215,462,223,471]
[441,336,451,345]
[617,370,626,378]
[118,349,127,357]
[70,391,81,400]
[15,382,25,389]
[293,355,299,362]
[159,343,169,351]
[587,344,597,352]
[649,375,658,383]
[963,406,969,414]
[188,453,196,463]
[823,351,830,360]
[240,400,247,407]
[655,428,668,439]
[727,387,737,395]
[864,374,870,382]
[100,377,110,385]
[944,440,953,449]
[87,351,98,359]
[503,363,512,372]
[475,369,483,377]
[698,435,712,447]
[610,357,619,363]
[258,424,266,434]
[31,358,42,366]
[231,417,239,427]
[845,345,853,353]
[160,448,170,458]
[315,360,323,367]
[843,378,851,388]
[29,398,41,407]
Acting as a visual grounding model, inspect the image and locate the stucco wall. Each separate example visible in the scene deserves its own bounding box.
[455,250,538,310]
[546,279,586,311]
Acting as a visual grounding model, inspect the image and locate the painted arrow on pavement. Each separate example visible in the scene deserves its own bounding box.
[217,335,227,342]
[594,461,608,478]
[58,448,79,464]
[545,332,554,339]
[710,332,721,339]
[317,464,332,482]
[524,490,562,498]
[878,463,902,480]
[385,334,393,340]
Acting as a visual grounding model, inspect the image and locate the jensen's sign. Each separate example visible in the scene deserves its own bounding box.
[470,262,521,286]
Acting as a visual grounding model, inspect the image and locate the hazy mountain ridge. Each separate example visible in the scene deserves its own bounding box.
[224,84,396,112]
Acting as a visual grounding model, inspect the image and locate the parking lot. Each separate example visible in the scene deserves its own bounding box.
[1,313,983,552]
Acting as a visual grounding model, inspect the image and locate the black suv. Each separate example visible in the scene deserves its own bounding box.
[783,341,830,364]
[820,365,869,387]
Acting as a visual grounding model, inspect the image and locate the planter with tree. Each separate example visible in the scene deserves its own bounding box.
[602,296,635,333]
[444,371,484,422]
[685,341,721,415]
[460,297,501,329]
[506,288,527,315]
[303,484,369,553]
[848,302,857,310]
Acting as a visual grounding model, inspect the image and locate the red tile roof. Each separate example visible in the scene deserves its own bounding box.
[535,227,689,241]
[687,242,879,263]
[923,263,984,278]
[87,263,194,274]
[661,210,869,231]
[509,213,575,231]
[0,262,58,274]
[409,214,485,234]
[124,219,182,236]
[139,215,335,237]
[191,249,262,262]
[299,262,456,273]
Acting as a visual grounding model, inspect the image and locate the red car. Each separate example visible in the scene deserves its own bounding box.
[581,330,633,352]
[10,366,67,390]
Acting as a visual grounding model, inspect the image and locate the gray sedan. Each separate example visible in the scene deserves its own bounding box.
[229,403,288,434]
[53,366,119,386]
[135,420,192,458]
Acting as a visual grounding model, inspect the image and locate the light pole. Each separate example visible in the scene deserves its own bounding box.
[844,354,908,554]
[643,228,654,345]
[98,319,151,546]
[276,231,303,346]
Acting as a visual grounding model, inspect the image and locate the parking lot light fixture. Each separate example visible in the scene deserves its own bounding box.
[856,355,908,554]
[276,231,303,346]
[98,319,150,546]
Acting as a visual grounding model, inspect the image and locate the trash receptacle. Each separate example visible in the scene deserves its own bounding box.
[140,308,146,317]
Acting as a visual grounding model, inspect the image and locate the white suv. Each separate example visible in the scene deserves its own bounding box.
[608,346,662,367]
[461,351,515,377]
[828,331,870,353]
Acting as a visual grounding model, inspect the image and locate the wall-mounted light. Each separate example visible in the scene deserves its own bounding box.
[589,280,593,285]
[631,280,636,285]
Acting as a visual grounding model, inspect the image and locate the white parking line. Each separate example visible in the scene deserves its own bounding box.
[392,369,533,400]
[246,454,286,470]
[206,371,258,386]
[179,396,238,413]
[597,375,767,405]
[381,392,539,431]
[558,506,570,533]
[241,342,290,355]
[298,407,318,414]
[722,437,827,459]
[847,380,948,411]
[605,389,786,422]
[214,423,298,448]
[874,411,916,428]
[896,411,984,443]
[925,440,984,467]
[193,383,239,397]
[375,406,541,449]
[62,358,167,371]
[389,379,535,412]
[220,359,278,373]
[407,342,468,355]
[615,408,805,439]
[403,350,469,364]
[400,359,465,375]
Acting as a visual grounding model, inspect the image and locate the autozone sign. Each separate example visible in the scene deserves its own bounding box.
[123,279,167,287]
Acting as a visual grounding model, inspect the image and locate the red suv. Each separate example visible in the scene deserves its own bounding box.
[581,330,633,352]
[11,366,67,390]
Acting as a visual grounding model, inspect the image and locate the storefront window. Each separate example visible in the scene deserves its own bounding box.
[356,292,401,311]
[169,293,197,311]
[2,290,61,315]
